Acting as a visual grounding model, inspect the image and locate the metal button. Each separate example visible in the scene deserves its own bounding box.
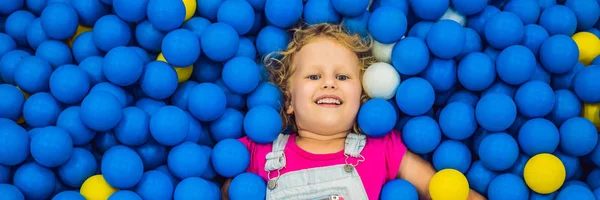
[344,164,354,173]
[268,179,277,190]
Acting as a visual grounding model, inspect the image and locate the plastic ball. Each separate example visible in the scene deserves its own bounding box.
[428,169,469,200]
[555,184,596,200]
[14,56,52,94]
[424,20,465,59]
[217,0,254,35]
[22,92,63,128]
[484,11,525,49]
[221,57,260,95]
[439,102,477,140]
[196,0,223,21]
[402,116,441,154]
[521,24,550,57]
[581,103,600,130]
[457,28,483,59]
[135,140,168,170]
[113,0,147,23]
[188,83,227,122]
[139,61,178,100]
[256,25,290,56]
[554,151,579,180]
[0,184,24,200]
[395,77,435,116]
[13,162,56,200]
[368,6,407,44]
[30,126,73,167]
[467,5,500,35]
[450,0,486,15]
[5,10,35,47]
[57,148,97,188]
[565,0,600,31]
[479,132,520,171]
[24,19,48,50]
[109,190,142,200]
[547,89,582,126]
[80,91,123,131]
[264,0,303,29]
[228,173,266,200]
[146,0,185,32]
[539,5,577,36]
[457,52,495,91]
[135,98,166,117]
[149,106,189,146]
[432,140,472,173]
[503,0,541,25]
[372,40,394,63]
[475,93,517,132]
[161,29,200,67]
[155,53,193,84]
[201,23,239,62]
[168,142,208,179]
[247,82,283,110]
[40,3,78,40]
[92,14,131,52]
[465,161,498,195]
[342,11,370,38]
[71,0,107,26]
[56,190,86,200]
[362,62,400,100]
[380,179,418,200]
[113,107,150,147]
[235,37,257,61]
[410,0,449,21]
[89,82,129,108]
[357,99,397,137]
[574,65,600,103]
[552,62,584,90]
[559,117,598,156]
[134,170,174,200]
[210,108,244,142]
[572,32,600,66]
[496,45,536,85]
[211,139,250,178]
[487,173,530,199]
[0,84,24,120]
[173,177,216,200]
[539,35,578,74]
[518,118,560,156]
[102,145,144,189]
[439,7,466,26]
[93,131,119,154]
[103,46,144,86]
[304,0,341,25]
[171,81,197,111]
[447,90,479,107]
[391,37,429,76]
[80,175,119,200]
[72,32,102,63]
[514,80,556,118]
[49,65,90,104]
[0,121,29,166]
[244,105,281,143]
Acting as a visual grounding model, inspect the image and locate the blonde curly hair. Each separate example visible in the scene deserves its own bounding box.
[264,23,377,135]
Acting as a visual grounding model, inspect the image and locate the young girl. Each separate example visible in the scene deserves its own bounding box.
[224,23,486,200]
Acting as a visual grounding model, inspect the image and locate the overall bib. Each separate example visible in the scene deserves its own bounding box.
[264,133,370,200]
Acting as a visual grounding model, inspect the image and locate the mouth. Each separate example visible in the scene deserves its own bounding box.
[315,95,343,108]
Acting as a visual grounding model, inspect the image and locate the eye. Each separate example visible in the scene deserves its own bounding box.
[307,75,320,80]
[337,75,349,81]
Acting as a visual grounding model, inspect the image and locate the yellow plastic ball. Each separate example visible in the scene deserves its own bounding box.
[157,53,194,83]
[67,25,93,48]
[429,169,470,200]
[523,153,566,194]
[582,103,600,131]
[182,0,196,21]
[572,32,600,66]
[80,175,119,200]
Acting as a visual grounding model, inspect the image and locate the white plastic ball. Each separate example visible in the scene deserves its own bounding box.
[372,40,396,63]
[439,7,467,26]
[362,62,401,100]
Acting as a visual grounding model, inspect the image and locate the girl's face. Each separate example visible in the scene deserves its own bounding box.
[286,37,363,136]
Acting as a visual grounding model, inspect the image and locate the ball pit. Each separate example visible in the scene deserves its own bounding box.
[0,0,599,199]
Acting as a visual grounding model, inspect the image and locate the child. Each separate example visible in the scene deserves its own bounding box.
[223,23,486,200]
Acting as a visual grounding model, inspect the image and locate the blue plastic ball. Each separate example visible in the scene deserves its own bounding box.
[5,10,36,46]
[530,62,551,84]
[25,19,49,50]
[466,161,498,195]
[401,116,441,154]
[13,162,55,200]
[573,65,600,103]
[521,24,550,57]
[14,56,52,94]
[479,133,520,171]
[168,142,208,179]
[0,184,24,200]
[113,0,147,23]
[229,173,266,200]
[518,118,560,156]
[246,82,283,110]
[539,35,578,74]
[0,164,9,183]
[368,6,407,44]
[244,105,281,144]
[193,56,222,83]
[102,145,144,189]
[496,45,536,85]
[210,108,244,142]
[211,139,249,178]
[433,140,472,173]
[503,0,541,25]
[149,106,189,146]
[201,23,239,62]
[0,84,24,120]
[560,117,599,156]
[197,0,223,21]
[483,46,500,62]
[71,0,107,26]
[139,61,177,100]
[80,91,123,131]
[538,0,557,10]
[162,29,200,67]
[556,184,595,200]
[90,82,129,108]
[236,37,257,60]
[93,131,119,154]
[92,14,131,52]
[555,150,579,180]
[391,37,429,76]
[146,0,185,32]
[0,121,29,166]
[136,140,168,170]
[409,0,449,21]
[419,58,456,92]
[0,0,24,15]
[379,179,418,200]
[217,0,255,35]
[439,102,477,140]
[183,17,211,39]
[395,77,435,116]
[508,153,530,177]
[552,62,584,90]
[222,57,260,95]
[31,126,73,168]
[264,0,303,29]
[487,173,530,199]
[135,20,165,53]
[57,148,97,188]
[304,0,341,25]
[467,5,500,35]
[109,190,142,200]
[23,92,63,128]
[330,0,368,17]
[342,11,370,38]
[72,32,102,63]
[40,3,78,40]
[188,83,226,122]
[484,11,525,49]
[49,64,90,104]
[457,28,483,59]
[174,177,216,200]
[171,81,198,111]
[548,89,582,126]
[514,80,555,118]
[114,107,150,147]
[565,0,600,30]
[256,25,290,56]
[103,46,144,86]
[0,33,15,60]
[457,52,495,91]
[134,170,174,200]
[475,93,517,132]
[539,5,577,36]
[357,99,397,137]
[135,98,166,117]
[451,0,487,15]
[447,90,479,107]
[426,20,465,59]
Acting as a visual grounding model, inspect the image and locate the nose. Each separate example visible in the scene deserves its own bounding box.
[322,77,336,89]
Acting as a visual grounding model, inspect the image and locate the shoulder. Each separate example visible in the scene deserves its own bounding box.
[364,129,407,180]
[365,129,405,148]
[237,136,274,174]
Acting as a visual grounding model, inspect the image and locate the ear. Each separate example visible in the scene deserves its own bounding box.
[286,99,294,115]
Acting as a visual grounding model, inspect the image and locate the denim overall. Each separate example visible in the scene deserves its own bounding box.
[264,133,370,200]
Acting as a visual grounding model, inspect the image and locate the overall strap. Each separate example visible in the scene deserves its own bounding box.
[265,133,289,172]
[344,133,367,158]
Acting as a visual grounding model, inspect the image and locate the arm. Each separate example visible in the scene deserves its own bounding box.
[221,178,232,200]
[397,150,486,200]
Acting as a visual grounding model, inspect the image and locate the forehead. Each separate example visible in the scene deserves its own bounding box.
[292,37,360,72]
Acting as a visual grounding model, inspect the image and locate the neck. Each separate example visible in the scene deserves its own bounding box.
[295,129,349,154]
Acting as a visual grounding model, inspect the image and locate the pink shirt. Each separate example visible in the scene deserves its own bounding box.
[238,129,407,200]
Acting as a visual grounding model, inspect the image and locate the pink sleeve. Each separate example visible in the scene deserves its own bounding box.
[385,129,407,181]
[237,136,258,173]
